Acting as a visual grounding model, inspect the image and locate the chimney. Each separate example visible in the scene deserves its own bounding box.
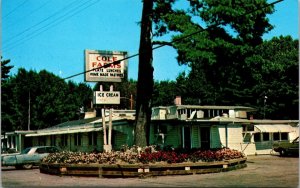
[174,96,182,105]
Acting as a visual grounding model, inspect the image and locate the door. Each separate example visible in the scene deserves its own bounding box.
[200,127,210,149]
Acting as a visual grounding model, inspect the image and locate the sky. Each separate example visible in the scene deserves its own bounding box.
[2,0,299,86]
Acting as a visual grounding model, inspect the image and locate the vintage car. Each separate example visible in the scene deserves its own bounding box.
[273,137,299,156]
[1,146,60,169]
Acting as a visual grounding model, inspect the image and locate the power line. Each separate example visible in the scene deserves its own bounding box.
[3,0,81,44]
[5,1,52,30]
[63,0,283,81]
[4,0,99,51]
[2,0,27,20]
[3,0,100,53]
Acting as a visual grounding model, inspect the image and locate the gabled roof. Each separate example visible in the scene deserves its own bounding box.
[173,105,257,111]
[41,117,101,131]
[25,115,135,137]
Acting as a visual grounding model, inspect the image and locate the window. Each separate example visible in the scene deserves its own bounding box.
[273,133,280,141]
[21,148,31,154]
[38,137,46,146]
[74,133,82,146]
[281,133,288,140]
[254,133,261,142]
[61,134,68,146]
[36,147,46,154]
[50,135,56,146]
[88,132,97,146]
[263,133,270,141]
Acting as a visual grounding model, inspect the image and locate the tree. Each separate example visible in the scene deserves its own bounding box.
[244,36,299,119]
[152,80,177,106]
[131,0,276,146]
[152,0,274,105]
[151,1,297,119]
[1,58,14,132]
[134,0,154,147]
[2,68,93,131]
[1,57,14,82]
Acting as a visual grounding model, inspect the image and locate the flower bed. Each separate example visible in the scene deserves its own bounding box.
[42,146,245,165]
[40,146,247,178]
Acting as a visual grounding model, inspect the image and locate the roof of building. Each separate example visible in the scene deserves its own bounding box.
[25,111,135,137]
[41,117,101,131]
[172,105,257,111]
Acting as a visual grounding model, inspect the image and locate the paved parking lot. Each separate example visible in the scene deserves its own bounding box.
[1,154,299,187]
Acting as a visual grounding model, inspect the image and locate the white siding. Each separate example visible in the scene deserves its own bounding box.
[217,124,243,150]
[240,143,257,155]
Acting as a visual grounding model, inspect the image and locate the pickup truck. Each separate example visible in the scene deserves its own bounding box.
[1,146,60,169]
[272,137,299,156]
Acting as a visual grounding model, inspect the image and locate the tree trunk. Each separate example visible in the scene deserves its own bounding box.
[134,0,153,147]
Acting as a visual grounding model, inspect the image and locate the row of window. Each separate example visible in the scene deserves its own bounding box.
[177,109,231,119]
[253,132,288,142]
[40,132,99,147]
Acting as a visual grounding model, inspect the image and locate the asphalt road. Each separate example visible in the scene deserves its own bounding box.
[1,154,299,187]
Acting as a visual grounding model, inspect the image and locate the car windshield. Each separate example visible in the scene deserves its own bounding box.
[20,147,31,154]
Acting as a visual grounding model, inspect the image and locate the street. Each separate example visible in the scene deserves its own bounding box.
[1,154,299,187]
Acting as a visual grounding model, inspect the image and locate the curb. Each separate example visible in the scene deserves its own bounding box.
[40,157,247,178]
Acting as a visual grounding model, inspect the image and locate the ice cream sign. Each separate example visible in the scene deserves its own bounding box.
[93,91,120,104]
[85,50,128,82]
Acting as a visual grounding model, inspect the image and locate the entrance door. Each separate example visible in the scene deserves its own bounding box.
[200,127,210,149]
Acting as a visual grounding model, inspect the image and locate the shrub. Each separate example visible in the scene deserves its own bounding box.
[42,147,245,165]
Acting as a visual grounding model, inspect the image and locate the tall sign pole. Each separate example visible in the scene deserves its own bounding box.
[101,108,107,146]
[108,108,113,147]
[85,50,128,152]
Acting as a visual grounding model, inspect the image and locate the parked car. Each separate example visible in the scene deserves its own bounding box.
[1,146,60,169]
[273,137,299,156]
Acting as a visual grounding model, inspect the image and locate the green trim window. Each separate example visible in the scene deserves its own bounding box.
[281,132,288,140]
[61,134,68,146]
[263,133,270,141]
[38,137,46,146]
[50,135,56,146]
[88,132,97,146]
[254,133,260,142]
[273,133,280,141]
[74,133,82,146]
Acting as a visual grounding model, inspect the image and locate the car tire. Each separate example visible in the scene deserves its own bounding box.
[280,149,287,156]
[15,165,23,169]
[22,164,33,169]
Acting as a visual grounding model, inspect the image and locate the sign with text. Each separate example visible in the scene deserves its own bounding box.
[93,91,120,104]
[85,50,128,82]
